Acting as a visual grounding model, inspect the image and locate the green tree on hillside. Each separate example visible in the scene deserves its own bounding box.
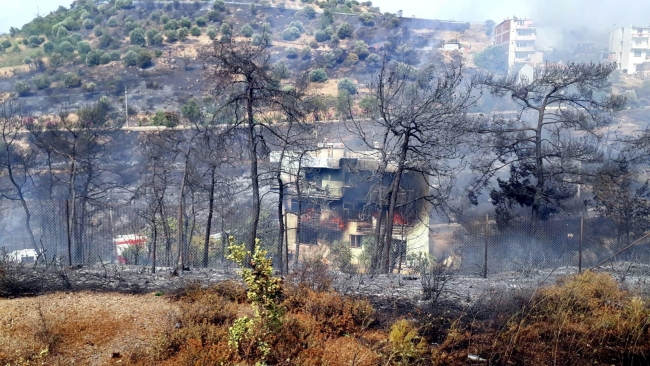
[473,46,508,74]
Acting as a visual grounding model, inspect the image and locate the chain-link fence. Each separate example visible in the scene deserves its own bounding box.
[438,215,650,277]
[2,198,650,277]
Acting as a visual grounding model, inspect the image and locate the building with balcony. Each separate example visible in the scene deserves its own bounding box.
[493,17,544,70]
[608,25,650,74]
[270,143,431,269]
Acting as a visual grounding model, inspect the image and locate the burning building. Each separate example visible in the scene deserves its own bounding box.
[271,143,430,267]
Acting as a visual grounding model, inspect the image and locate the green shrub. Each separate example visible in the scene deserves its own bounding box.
[315,29,331,42]
[344,52,359,66]
[58,41,74,56]
[107,16,118,28]
[83,19,94,29]
[358,12,375,26]
[85,50,101,65]
[473,45,508,74]
[337,78,357,94]
[99,53,111,64]
[196,17,206,27]
[365,52,381,67]
[252,33,271,46]
[129,28,146,46]
[352,40,369,59]
[77,41,91,55]
[221,23,232,36]
[180,17,192,29]
[123,50,137,66]
[164,20,178,31]
[137,51,153,68]
[32,75,51,90]
[309,68,328,82]
[14,81,31,96]
[177,27,189,40]
[152,110,180,127]
[303,5,316,19]
[336,22,352,39]
[83,82,96,92]
[241,24,253,37]
[282,27,301,41]
[63,72,81,88]
[43,42,55,54]
[109,51,121,61]
[93,27,103,37]
[207,27,218,39]
[285,47,298,59]
[190,26,201,37]
[164,29,178,42]
[152,33,164,45]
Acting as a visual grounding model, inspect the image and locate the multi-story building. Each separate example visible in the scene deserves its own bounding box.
[608,26,650,74]
[271,143,431,269]
[493,17,543,70]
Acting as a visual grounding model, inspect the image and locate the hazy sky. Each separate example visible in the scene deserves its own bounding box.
[3,0,650,49]
[0,0,69,34]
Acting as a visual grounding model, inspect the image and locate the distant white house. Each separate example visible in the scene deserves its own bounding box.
[441,41,461,51]
[608,25,650,74]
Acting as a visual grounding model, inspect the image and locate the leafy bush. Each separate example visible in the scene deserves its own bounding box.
[93,27,103,37]
[85,50,101,65]
[207,27,218,39]
[62,72,81,88]
[309,68,328,82]
[252,33,271,47]
[180,17,192,29]
[358,12,375,26]
[220,23,232,36]
[241,24,253,37]
[28,36,43,48]
[137,51,153,68]
[337,78,357,94]
[152,111,180,127]
[32,74,50,90]
[314,29,331,42]
[99,53,111,64]
[164,29,178,42]
[389,319,427,363]
[303,5,316,19]
[282,27,301,41]
[344,52,359,66]
[14,81,31,96]
[190,26,201,37]
[115,0,133,9]
[107,16,118,28]
[177,27,189,41]
[109,51,121,61]
[129,28,146,46]
[76,41,91,55]
[336,22,353,39]
[285,47,298,59]
[83,82,96,92]
[43,42,55,54]
[164,20,178,31]
[82,19,94,29]
[473,45,508,74]
[146,29,159,45]
[196,17,206,27]
[352,40,369,59]
[57,41,74,56]
[123,50,137,66]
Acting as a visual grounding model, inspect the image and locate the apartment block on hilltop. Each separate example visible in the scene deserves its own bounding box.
[270,143,431,269]
[608,26,650,75]
[493,17,544,70]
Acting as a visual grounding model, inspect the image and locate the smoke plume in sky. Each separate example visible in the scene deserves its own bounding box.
[372,0,649,49]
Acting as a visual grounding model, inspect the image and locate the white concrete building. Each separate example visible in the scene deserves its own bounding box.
[494,17,544,70]
[608,26,650,74]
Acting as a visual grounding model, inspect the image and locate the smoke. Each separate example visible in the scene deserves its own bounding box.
[372,0,648,51]
[530,0,649,51]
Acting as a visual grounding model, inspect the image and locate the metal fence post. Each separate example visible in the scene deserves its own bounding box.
[579,216,583,273]
[484,214,488,279]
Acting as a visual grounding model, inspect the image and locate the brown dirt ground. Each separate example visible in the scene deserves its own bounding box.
[0,292,178,365]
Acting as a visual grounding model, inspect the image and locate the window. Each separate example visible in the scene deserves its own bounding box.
[327,146,333,158]
[350,235,362,248]
[516,42,528,48]
[635,50,642,57]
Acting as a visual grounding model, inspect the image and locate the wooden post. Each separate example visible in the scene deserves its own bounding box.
[484,214,488,279]
[579,217,583,273]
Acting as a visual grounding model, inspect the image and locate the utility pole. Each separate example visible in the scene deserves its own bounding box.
[124,86,128,127]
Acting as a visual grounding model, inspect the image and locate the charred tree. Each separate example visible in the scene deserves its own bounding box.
[471,62,625,225]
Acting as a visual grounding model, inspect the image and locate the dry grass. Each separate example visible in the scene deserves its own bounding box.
[0,292,177,365]
[1,271,649,365]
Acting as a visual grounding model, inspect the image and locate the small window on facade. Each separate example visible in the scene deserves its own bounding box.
[635,50,642,57]
[350,235,362,248]
[327,146,334,158]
